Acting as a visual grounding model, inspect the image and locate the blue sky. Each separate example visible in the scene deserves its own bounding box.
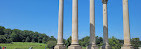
[0,0,141,40]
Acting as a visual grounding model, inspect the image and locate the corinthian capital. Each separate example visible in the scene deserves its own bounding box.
[102,0,108,4]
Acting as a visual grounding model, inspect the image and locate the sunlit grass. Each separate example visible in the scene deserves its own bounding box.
[0,42,48,49]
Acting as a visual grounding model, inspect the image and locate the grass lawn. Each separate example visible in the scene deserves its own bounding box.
[0,42,89,49]
[0,42,48,49]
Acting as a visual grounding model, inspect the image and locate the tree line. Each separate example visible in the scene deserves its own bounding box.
[63,36,141,49]
[0,26,141,49]
[0,26,56,43]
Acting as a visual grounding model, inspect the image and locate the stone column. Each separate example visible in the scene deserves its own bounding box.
[54,0,66,49]
[121,0,133,49]
[87,0,98,49]
[68,0,82,49]
[102,0,111,49]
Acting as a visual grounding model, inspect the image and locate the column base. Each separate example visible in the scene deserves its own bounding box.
[102,45,111,49]
[54,44,66,49]
[121,45,133,49]
[68,44,82,49]
[87,44,99,49]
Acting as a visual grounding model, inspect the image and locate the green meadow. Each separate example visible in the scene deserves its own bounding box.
[0,42,87,49]
[0,42,48,49]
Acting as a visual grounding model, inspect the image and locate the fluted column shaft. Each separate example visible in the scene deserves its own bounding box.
[68,0,81,49]
[54,0,66,49]
[103,3,109,45]
[87,0,98,49]
[71,0,79,45]
[123,0,131,46]
[90,0,96,45]
[57,0,64,45]
[102,0,111,49]
[121,0,133,49]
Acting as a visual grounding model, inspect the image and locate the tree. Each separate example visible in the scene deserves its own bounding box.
[47,41,57,49]
[10,31,18,42]
[10,29,23,42]
[140,41,141,46]
[0,26,54,43]
[41,33,50,43]
[38,33,43,43]
[4,29,12,39]
[0,26,5,35]
[131,38,140,49]
[118,39,124,45]
[31,38,35,42]
[79,36,89,47]
[42,37,48,43]
[25,37,30,42]
[109,36,121,49]
[0,35,6,43]
[33,32,39,42]
[63,39,66,45]
[6,39,12,43]
[50,36,57,41]
[65,36,71,47]
[96,36,103,46]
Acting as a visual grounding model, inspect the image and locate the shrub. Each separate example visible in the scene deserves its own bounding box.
[6,39,12,43]
[47,41,56,49]
[0,35,6,43]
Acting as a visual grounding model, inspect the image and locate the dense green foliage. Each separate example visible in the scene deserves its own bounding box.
[0,26,141,49]
[79,36,89,47]
[109,37,121,49]
[96,36,103,46]
[131,38,140,49]
[140,41,141,46]
[0,35,6,43]
[0,26,55,43]
[78,36,104,47]
[65,36,71,47]
[47,41,57,49]
[77,36,141,49]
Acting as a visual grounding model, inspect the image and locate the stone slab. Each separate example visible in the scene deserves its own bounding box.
[68,45,82,49]
[139,47,141,49]
[87,45,98,49]
[121,45,133,49]
[102,45,111,49]
[54,45,66,49]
